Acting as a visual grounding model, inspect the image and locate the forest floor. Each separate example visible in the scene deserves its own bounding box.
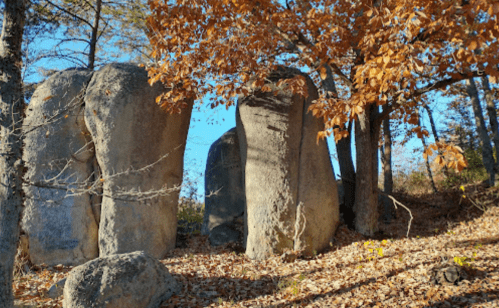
[13,184,499,307]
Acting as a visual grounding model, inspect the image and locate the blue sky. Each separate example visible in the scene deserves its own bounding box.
[24,53,433,202]
[23,7,461,203]
[25,33,347,201]
[182,101,346,201]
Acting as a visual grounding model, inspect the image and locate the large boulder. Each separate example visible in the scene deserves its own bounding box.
[22,69,99,266]
[84,63,193,258]
[236,67,339,260]
[63,251,179,308]
[203,127,245,246]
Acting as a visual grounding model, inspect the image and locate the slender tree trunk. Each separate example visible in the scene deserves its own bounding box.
[336,122,356,228]
[423,104,449,176]
[320,64,356,228]
[481,75,499,174]
[424,105,442,143]
[381,111,394,223]
[88,0,102,70]
[0,0,26,306]
[421,134,438,193]
[354,105,380,236]
[465,78,495,186]
[418,110,438,193]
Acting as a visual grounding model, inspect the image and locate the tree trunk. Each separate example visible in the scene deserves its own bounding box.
[88,0,102,70]
[421,135,438,193]
[418,110,438,193]
[423,104,448,176]
[481,75,499,174]
[354,105,380,236]
[381,111,394,223]
[424,105,442,144]
[336,122,356,229]
[319,64,356,229]
[0,0,26,306]
[465,78,495,186]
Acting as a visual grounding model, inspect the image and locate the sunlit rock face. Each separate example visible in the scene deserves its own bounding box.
[22,63,193,265]
[22,69,99,266]
[63,251,179,308]
[84,63,193,259]
[236,67,340,260]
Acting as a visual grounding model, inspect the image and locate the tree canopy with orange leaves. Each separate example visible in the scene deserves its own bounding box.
[147,0,499,235]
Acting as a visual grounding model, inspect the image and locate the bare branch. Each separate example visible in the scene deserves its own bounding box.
[23,143,187,204]
[45,0,93,27]
[328,62,353,89]
[378,190,413,238]
[376,70,488,126]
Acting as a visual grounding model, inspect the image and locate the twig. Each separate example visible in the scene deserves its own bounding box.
[463,195,487,212]
[23,144,187,203]
[379,190,413,238]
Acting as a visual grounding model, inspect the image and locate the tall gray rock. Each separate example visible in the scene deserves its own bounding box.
[22,69,99,266]
[84,63,193,258]
[203,128,245,246]
[63,251,179,308]
[236,67,339,260]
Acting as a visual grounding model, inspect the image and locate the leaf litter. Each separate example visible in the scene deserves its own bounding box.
[14,189,499,307]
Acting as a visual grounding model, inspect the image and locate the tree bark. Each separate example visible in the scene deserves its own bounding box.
[88,0,102,70]
[336,122,356,228]
[354,105,380,236]
[0,0,26,306]
[319,64,356,228]
[381,111,394,223]
[423,104,448,176]
[418,109,438,193]
[424,105,442,144]
[465,78,495,186]
[481,75,499,174]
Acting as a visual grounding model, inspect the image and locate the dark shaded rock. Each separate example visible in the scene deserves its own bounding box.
[337,180,355,229]
[209,224,240,246]
[203,127,245,244]
[430,264,467,286]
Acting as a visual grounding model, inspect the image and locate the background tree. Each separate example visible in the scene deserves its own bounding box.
[443,89,479,151]
[417,108,438,193]
[480,75,499,174]
[380,109,394,222]
[19,0,151,75]
[440,76,498,184]
[422,102,449,176]
[0,0,153,301]
[465,77,496,186]
[0,0,26,306]
[147,0,496,235]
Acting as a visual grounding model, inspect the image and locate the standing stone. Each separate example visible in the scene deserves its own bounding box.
[84,63,193,258]
[22,69,99,266]
[63,251,179,308]
[236,67,339,260]
[203,128,245,246]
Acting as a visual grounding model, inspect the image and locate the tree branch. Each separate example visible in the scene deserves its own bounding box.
[378,190,413,237]
[45,0,93,28]
[376,70,488,126]
[328,62,353,89]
